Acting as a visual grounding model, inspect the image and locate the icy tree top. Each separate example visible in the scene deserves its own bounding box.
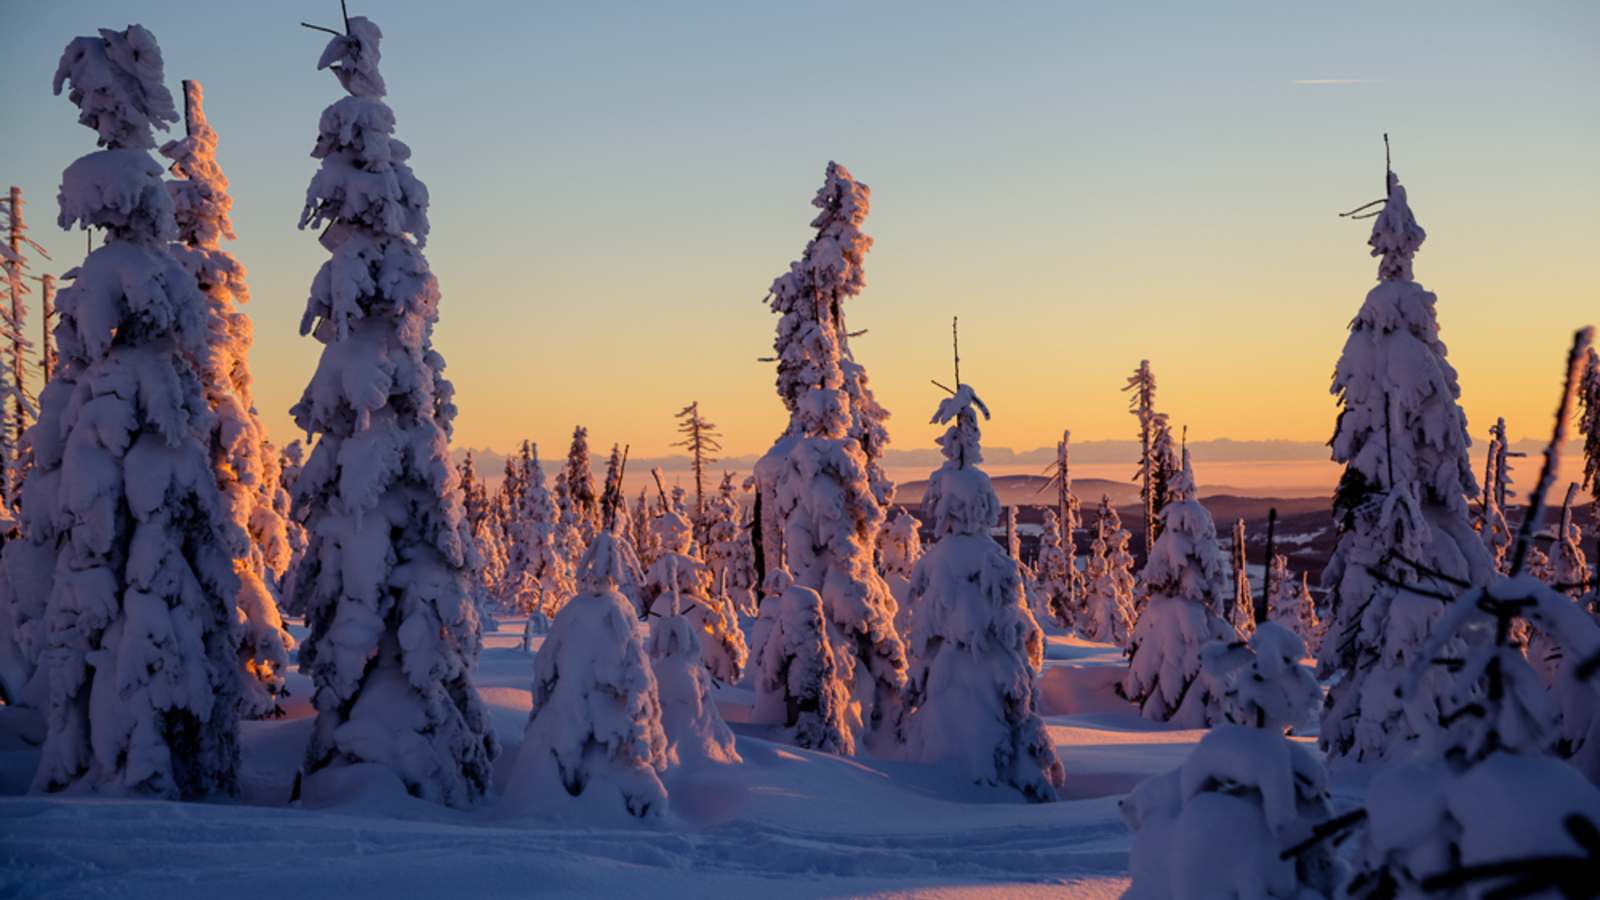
[316,16,386,98]
[161,81,234,249]
[766,162,874,438]
[1370,171,1427,283]
[53,25,178,151]
[299,16,428,254]
[922,384,1000,537]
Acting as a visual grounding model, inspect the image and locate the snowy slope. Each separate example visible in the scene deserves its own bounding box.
[0,622,1279,899]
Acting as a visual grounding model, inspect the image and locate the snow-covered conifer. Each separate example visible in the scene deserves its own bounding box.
[1319,169,1493,763]
[1266,555,1320,654]
[647,561,740,767]
[1032,508,1075,629]
[878,508,922,633]
[1121,450,1239,725]
[1228,517,1255,637]
[551,470,586,568]
[1198,622,1320,734]
[751,583,854,756]
[1479,418,1515,571]
[563,425,599,541]
[1,186,48,508]
[1082,500,1136,647]
[705,472,757,617]
[1122,726,1341,900]
[508,533,670,820]
[288,18,496,806]
[904,384,1062,800]
[161,79,296,719]
[753,162,907,751]
[673,402,722,537]
[459,451,507,611]
[640,505,746,684]
[505,443,572,616]
[275,439,309,611]
[9,24,244,798]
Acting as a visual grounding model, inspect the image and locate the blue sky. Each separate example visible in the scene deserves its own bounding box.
[4,1,1596,460]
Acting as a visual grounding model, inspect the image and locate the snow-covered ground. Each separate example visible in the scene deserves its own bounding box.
[0,620,1340,899]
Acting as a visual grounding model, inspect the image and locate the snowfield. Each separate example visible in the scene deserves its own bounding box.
[0,620,1343,899]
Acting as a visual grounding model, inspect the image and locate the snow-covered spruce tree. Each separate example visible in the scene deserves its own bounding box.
[9,25,245,798]
[288,18,496,806]
[1478,417,1514,571]
[753,161,907,751]
[751,582,855,755]
[458,451,507,611]
[1121,450,1240,725]
[563,425,599,542]
[505,443,572,616]
[551,470,586,570]
[275,439,309,611]
[647,560,740,767]
[1198,622,1321,734]
[508,533,670,820]
[1034,508,1075,629]
[904,384,1063,801]
[639,504,746,684]
[1125,360,1159,557]
[1319,169,1493,763]
[879,507,923,633]
[1121,725,1341,900]
[705,472,757,617]
[1148,414,1180,539]
[1081,501,1136,646]
[160,79,297,719]
[1266,554,1321,654]
[1227,518,1255,637]
[498,441,528,530]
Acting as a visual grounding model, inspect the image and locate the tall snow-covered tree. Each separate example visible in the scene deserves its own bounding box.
[5,24,244,798]
[1039,430,1084,622]
[1121,450,1239,725]
[160,79,296,719]
[1034,508,1076,629]
[563,425,599,541]
[904,384,1063,801]
[1319,168,1493,763]
[1,186,48,508]
[878,507,922,633]
[1081,499,1136,647]
[753,161,907,752]
[507,533,670,820]
[705,472,757,616]
[1228,517,1255,637]
[287,18,496,806]
[458,451,506,610]
[1125,360,1159,557]
[647,560,740,767]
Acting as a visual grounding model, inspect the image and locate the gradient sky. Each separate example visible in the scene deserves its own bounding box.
[4,1,1596,465]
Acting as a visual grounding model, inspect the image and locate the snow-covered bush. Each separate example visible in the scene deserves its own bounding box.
[1121,451,1239,725]
[11,24,244,799]
[647,574,740,767]
[751,583,854,756]
[1122,726,1341,900]
[287,18,496,807]
[508,534,670,820]
[1081,498,1136,647]
[753,162,906,752]
[161,79,296,719]
[1198,622,1320,734]
[904,384,1062,801]
[1320,170,1493,763]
